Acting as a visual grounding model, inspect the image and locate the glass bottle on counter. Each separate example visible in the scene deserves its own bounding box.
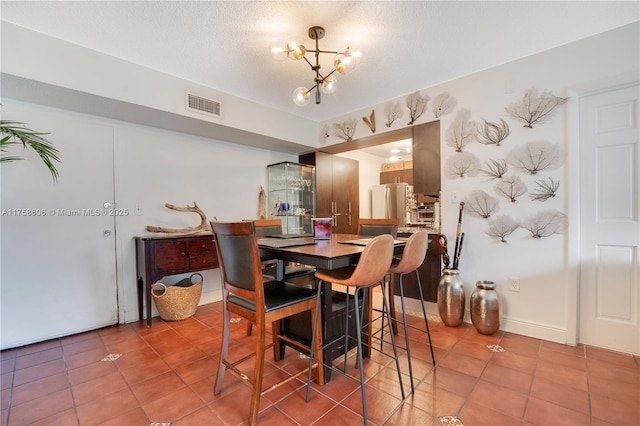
[267,162,316,235]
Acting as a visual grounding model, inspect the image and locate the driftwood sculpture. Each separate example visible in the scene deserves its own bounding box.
[258,186,267,219]
[362,110,376,133]
[146,202,213,234]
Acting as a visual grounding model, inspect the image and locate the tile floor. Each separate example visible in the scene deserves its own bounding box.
[1,300,639,426]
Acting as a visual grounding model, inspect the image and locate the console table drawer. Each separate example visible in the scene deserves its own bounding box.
[154,241,188,272]
[189,239,215,253]
[189,254,218,269]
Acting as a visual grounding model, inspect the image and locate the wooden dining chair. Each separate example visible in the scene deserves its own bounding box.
[306,234,404,425]
[251,218,316,279]
[245,218,316,335]
[210,221,323,426]
[358,218,399,237]
[386,230,436,393]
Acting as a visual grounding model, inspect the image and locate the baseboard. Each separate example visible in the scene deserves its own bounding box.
[397,296,568,345]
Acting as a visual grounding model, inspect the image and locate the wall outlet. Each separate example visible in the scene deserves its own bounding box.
[508,277,520,292]
[134,204,143,216]
[451,191,461,203]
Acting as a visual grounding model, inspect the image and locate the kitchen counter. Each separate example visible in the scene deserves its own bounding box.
[398,226,440,235]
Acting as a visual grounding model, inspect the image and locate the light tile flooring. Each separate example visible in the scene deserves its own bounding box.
[1,300,639,425]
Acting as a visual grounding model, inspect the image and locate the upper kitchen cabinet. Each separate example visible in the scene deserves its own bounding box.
[412,121,441,196]
[299,152,359,234]
[380,160,413,184]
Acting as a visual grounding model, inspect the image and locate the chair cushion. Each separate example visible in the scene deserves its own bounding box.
[228,280,317,313]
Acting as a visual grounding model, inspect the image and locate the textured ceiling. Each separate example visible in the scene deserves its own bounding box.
[2,1,638,124]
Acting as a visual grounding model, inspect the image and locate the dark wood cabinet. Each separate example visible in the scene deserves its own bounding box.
[300,152,359,234]
[412,121,441,196]
[393,233,441,302]
[135,233,218,327]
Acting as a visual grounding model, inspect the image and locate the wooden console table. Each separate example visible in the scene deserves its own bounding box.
[135,232,218,327]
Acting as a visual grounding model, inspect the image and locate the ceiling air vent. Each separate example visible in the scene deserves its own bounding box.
[186,93,221,118]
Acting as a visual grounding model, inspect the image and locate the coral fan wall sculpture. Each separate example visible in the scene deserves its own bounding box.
[332,118,358,142]
[486,215,520,242]
[384,101,404,127]
[508,140,562,174]
[432,92,458,118]
[505,87,567,128]
[465,190,499,218]
[480,158,509,179]
[530,177,560,201]
[494,175,528,202]
[476,118,510,146]
[521,209,565,238]
[445,152,481,179]
[446,109,475,152]
[406,91,429,125]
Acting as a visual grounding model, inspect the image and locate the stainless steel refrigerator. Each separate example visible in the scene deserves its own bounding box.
[371,183,414,227]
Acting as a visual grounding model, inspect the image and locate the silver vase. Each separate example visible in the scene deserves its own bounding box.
[437,268,465,327]
[470,280,501,335]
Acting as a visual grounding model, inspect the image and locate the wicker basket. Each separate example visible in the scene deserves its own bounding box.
[152,273,203,321]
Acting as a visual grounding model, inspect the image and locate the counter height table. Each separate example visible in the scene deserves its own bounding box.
[258,233,406,381]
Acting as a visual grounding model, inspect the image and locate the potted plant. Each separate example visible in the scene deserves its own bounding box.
[1,120,61,181]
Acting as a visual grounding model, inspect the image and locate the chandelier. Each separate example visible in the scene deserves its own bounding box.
[271,26,361,106]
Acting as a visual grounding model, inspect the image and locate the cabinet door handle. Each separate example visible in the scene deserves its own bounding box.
[348,202,351,213]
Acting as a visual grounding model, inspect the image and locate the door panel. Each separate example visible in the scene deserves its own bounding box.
[579,84,639,354]
[1,102,118,349]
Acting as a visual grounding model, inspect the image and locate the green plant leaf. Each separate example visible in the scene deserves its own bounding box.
[0,120,61,181]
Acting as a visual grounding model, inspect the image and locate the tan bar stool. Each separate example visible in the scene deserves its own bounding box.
[305,234,405,426]
[386,230,436,392]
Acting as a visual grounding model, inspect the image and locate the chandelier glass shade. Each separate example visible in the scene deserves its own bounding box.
[272,26,361,106]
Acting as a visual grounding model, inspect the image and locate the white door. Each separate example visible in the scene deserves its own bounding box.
[579,83,640,354]
[1,102,118,349]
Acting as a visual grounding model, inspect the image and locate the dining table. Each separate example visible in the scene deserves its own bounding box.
[258,233,407,382]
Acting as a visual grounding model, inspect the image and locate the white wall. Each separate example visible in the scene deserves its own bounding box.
[320,22,640,343]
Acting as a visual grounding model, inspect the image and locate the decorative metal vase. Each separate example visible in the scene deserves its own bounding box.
[437,268,465,327]
[470,280,501,335]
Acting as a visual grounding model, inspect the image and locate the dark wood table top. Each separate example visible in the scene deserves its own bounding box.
[258,233,406,272]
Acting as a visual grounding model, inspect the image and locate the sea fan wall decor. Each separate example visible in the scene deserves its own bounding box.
[406,91,429,125]
[486,215,520,242]
[530,177,560,201]
[521,209,565,238]
[465,190,499,218]
[494,175,528,202]
[331,118,358,142]
[480,158,509,179]
[508,140,562,174]
[446,109,475,152]
[476,118,510,146]
[384,101,404,127]
[432,91,457,118]
[445,152,481,179]
[505,87,567,128]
